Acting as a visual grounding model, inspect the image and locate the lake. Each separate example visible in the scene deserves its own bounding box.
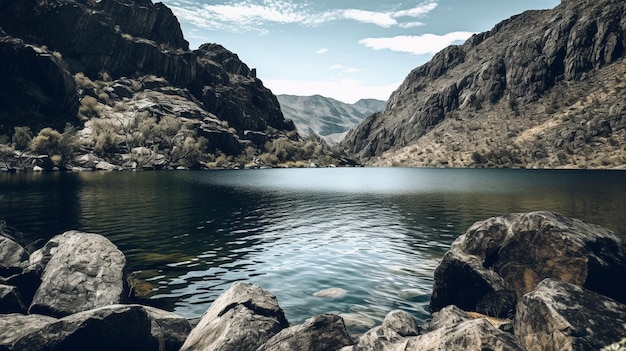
[1,168,625,332]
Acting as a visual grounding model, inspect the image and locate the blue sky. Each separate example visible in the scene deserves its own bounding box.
[161,0,560,103]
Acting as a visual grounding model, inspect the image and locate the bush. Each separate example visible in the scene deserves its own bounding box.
[12,126,33,150]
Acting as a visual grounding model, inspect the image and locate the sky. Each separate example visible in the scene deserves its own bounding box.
[161,0,561,104]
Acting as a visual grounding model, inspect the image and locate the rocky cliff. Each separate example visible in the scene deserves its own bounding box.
[341,0,626,169]
[0,0,339,170]
[277,95,386,145]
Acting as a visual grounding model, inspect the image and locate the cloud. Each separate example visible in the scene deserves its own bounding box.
[316,48,329,54]
[162,0,439,32]
[358,31,475,55]
[399,21,426,29]
[330,64,344,70]
[263,78,399,104]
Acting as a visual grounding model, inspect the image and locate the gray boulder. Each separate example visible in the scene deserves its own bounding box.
[0,313,58,350]
[402,318,525,351]
[28,231,126,317]
[0,236,28,277]
[6,304,190,351]
[180,282,289,351]
[352,310,420,351]
[0,283,27,313]
[258,313,352,351]
[430,211,626,317]
[515,279,626,351]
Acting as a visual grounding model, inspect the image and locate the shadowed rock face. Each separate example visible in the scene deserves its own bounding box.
[0,0,294,150]
[341,0,626,164]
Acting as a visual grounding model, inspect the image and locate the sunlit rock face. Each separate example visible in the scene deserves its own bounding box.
[341,0,626,168]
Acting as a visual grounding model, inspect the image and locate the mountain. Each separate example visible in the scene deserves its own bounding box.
[341,0,626,169]
[0,0,340,170]
[277,95,386,145]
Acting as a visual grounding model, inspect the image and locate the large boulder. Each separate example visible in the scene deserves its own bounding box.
[430,211,626,317]
[4,304,190,351]
[515,279,626,351]
[0,313,58,350]
[257,313,352,351]
[180,282,289,351]
[28,231,126,317]
[402,316,525,351]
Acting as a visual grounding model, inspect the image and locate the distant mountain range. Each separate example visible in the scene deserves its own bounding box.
[277,95,386,145]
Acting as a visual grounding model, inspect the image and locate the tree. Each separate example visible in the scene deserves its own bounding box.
[12,126,32,151]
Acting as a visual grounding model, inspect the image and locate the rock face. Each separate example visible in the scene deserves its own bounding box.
[277,95,386,145]
[2,304,190,351]
[0,284,27,313]
[0,235,28,277]
[29,231,126,317]
[515,279,626,351]
[430,211,626,317]
[258,313,352,351]
[351,310,420,351]
[180,282,289,351]
[0,0,298,166]
[342,0,626,169]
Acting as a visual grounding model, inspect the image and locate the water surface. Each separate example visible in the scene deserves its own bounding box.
[1,168,625,331]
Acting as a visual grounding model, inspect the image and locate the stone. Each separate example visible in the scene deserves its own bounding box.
[353,310,420,351]
[0,283,27,313]
[180,282,289,351]
[29,231,126,317]
[0,236,29,277]
[515,279,626,351]
[7,304,190,351]
[402,318,526,351]
[314,287,348,298]
[257,313,352,351]
[0,313,58,350]
[430,211,626,317]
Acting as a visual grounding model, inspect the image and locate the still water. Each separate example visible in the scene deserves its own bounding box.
[1,168,626,331]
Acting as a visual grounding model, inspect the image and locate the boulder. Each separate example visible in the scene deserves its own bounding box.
[257,313,352,351]
[0,313,58,350]
[402,318,526,351]
[0,283,27,313]
[0,236,29,277]
[515,279,626,351]
[430,211,626,317]
[180,282,289,351]
[29,231,126,317]
[352,310,420,351]
[7,304,190,351]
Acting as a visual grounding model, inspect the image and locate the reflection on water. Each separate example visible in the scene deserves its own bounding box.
[1,168,625,331]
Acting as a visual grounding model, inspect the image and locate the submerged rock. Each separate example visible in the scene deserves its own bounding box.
[257,313,352,351]
[29,231,126,317]
[314,287,348,298]
[515,279,626,351]
[180,282,289,351]
[431,211,626,317]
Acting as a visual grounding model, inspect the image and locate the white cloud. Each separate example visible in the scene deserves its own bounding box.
[340,9,397,28]
[263,78,399,104]
[330,64,344,70]
[358,31,475,55]
[162,0,440,32]
[399,21,426,29]
[316,48,329,54]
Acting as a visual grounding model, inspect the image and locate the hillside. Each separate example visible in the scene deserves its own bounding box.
[340,0,626,169]
[277,95,386,145]
[0,0,340,170]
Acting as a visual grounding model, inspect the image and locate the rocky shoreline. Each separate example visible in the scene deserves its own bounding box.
[1,211,626,350]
